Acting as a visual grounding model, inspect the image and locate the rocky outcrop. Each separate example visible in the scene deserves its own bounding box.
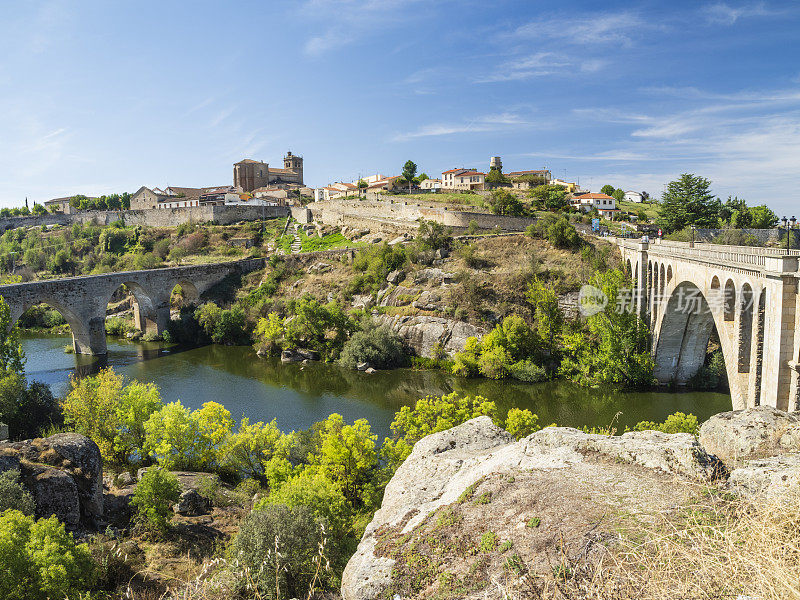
[699,407,800,469]
[342,417,721,600]
[173,489,212,516]
[728,454,800,498]
[375,314,485,358]
[0,433,103,528]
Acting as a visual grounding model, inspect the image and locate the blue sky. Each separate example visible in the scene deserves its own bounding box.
[1,0,799,215]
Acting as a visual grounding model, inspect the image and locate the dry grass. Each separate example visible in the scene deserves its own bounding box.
[509,491,800,600]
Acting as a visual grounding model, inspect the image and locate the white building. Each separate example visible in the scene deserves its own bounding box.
[624,191,643,203]
[572,193,619,218]
[441,168,486,191]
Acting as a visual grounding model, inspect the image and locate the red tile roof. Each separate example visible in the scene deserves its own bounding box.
[574,193,614,200]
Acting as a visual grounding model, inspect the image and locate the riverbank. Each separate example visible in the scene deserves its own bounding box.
[21,331,731,439]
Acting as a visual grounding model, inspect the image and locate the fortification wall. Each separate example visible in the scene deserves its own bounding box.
[308,199,535,233]
[0,205,289,231]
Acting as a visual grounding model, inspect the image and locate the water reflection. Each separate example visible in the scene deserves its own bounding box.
[21,332,733,440]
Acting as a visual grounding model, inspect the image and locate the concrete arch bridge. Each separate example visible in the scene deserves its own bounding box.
[618,239,800,411]
[0,259,264,355]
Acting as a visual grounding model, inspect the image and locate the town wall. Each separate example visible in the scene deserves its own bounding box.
[308,198,535,233]
[0,205,290,231]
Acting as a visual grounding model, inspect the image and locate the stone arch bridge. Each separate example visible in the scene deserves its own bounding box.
[618,239,800,411]
[0,259,264,355]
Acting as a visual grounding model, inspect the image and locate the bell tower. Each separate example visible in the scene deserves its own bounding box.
[284,151,304,185]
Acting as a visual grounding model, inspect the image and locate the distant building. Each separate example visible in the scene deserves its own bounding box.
[441,168,486,191]
[130,185,234,210]
[551,178,580,193]
[420,178,441,191]
[507,169,552,190]
[624,191,644,203]
[571,192,619,218]
[43,197,78,214]
[234,151,304,193]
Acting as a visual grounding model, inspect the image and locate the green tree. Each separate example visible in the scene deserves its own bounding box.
[309,413,378,506]
[486,169,511,187]
[600,184,616,196]
[357,178,367,196]
[382,392,498,470]
[504,408,540,440]
[488,189,525,216]
[416,219,451,251]
[658,174,720,233]
[526,277,562,360]
[31,203,47,216]
[417,172,429,182]
[61,368,163,464]
[222,418,293,487]
[130,468,181,532]
[560,269,654,387]
[0,510,96,600]
[144,401,234,470]
[748,204,778,229]
[0,296,25,374]
[528,184,568,211]
[402,160,417,194]
[612,188,625,202]
[338,323,406,369]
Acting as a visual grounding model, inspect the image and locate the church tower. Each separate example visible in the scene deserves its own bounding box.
[284,151,304,185]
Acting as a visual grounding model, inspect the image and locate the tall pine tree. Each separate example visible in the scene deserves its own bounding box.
[658,173,720,233]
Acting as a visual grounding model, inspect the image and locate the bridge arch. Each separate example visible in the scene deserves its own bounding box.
[104,281,162,336]
[723,279,736,321]
[654,281,741,408]
[169,280,200,307]
[738,283,754,373]
[13,298,94,354]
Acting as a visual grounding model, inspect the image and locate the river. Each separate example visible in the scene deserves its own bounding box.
[21,332,732,439]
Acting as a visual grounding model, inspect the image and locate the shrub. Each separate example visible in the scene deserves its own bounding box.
[505,408,541,440]
[0,510,97,600]
[338,324,406,370]
[256,469,351,542]
[222,418,293,488]
[488,189,526,216]
[531,213,581,249]
[230,504,335,599]
[382,392,497,470]
[0,470,35,515]
[105,317,132,337]
[130,468,181,532]
[479,530,498,552]
[633,412,700,436]
[508,359,548,382]
[144,401,234,470]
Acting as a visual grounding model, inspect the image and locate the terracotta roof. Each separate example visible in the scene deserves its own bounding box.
[442,168,474,174]
[269,167,298,174]
[456,171,486,177]
[575,193,614,200]
[235,159,267,165]
[165,187,204,198]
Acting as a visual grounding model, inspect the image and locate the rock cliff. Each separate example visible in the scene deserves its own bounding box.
[342,418,721,600]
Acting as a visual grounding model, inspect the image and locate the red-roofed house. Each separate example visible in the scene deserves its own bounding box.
[572,193,619,218]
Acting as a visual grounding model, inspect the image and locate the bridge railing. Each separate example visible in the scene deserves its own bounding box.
[618,237,800,269]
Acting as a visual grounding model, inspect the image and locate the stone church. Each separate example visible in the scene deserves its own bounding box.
[234,151,304,192]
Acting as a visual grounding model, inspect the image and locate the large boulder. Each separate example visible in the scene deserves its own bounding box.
[342,418,721,600]
[0,433,103,529]
[699,407,800,468]
[375,314,485,358]
[172,489,212,516]
[47,433,104,522]
[27,464,81,527]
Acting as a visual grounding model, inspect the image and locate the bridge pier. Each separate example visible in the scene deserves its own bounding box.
[72,315,107,355]
[133,302,171,337]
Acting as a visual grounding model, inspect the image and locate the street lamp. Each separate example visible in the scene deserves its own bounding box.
[781,216,797,253]
[690,224,696,247]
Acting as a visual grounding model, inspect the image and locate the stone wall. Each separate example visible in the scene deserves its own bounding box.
[309,198,536,233]
[0,205,290,231]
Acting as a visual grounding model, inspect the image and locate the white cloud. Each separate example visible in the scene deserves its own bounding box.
[703,2,776,25]
[476,52,607,83]
[511,11,648,46]
[298,0,424,56]
[391,111,533,142]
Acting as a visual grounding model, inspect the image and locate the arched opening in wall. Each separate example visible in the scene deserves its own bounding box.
[165,281,202,345]
[738,283,754,373]
[625,259,632,278]
[723,279,736,322]
[666,264,673,284]
[15,301,85,353]
[752,288,767,406]
[653,281,731,397]
[652,262,660,311]
[105,282,158,340]
[659,264,665,300]
[710,276,721,316]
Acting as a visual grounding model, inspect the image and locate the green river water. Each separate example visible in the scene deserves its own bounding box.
[21,332,732,440]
